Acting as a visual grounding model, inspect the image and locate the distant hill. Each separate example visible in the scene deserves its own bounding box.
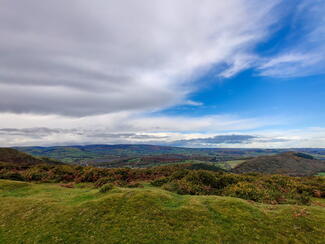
[0,148,61,166]
[232,152,325,176]
[15,144,325,165]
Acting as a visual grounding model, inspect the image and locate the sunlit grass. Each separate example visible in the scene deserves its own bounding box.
[0,179,325,243]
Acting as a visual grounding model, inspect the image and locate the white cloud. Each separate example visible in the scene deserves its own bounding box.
[258,1,325,77]
[0,112,281,146]
[0,0,279,116]
[1,1,324,148]
[0,112,324,148]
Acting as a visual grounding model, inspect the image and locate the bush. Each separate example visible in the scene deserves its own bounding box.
[0,170,24,181]
[22,168,47,181]
[296,191,311,205]
[99,183,114,193]
[170,169,189,180]
[161,171,219,195]
[126,182,143,188]
[95,176,115,188]
[222,182,268,202]
[214,174,241,189]
[162,180,209,195]
[184,170,218,187]
[0,160,324,205]
[151,177,169,187]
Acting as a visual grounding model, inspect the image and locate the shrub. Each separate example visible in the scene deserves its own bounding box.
[214,174,241,189]
[151,177,170,187]
[184,170,218,187]
[296,191,311,205]
[76,168,107,183]
[162,180,208,195]
[221,182,268,202]
[162,172,217,195]
[99,183,114,193]
[22,168,47,181]
[95,176,115,188]
[0,170,24,181]
[170,169,189,180]
[126,182,143,188]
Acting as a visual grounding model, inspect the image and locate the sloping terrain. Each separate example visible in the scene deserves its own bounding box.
[0,180,325,244]
[232,152,325,176]
[0,148,61,167]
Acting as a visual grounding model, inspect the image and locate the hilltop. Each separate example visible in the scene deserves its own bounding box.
[0,180,325,244]
[232,152,325,176]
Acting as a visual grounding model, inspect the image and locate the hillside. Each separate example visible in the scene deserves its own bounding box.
[1,180,325,244]
[232,152,325,176]
[0,148,61,167]
[15,145,258,164]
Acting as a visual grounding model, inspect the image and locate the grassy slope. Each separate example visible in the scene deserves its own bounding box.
[0,180,325,244]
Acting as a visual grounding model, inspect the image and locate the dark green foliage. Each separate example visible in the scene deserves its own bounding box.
[170,169,189,180]
[232,152,325,176]
[293,152,314,160]
[0,170,24,181]
[150,177,169,187]
[222,182,268,202]
[0,148,43,165]
[186,163,224,172]
[155,170,325,205]
[295,191,311,205]
[99,183,114,193]
[94,176,115,187]
[126,182,143,188]
[0,157,324,205]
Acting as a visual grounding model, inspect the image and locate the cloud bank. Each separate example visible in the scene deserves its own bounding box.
[0,0,278,116]
[1,1,324,147]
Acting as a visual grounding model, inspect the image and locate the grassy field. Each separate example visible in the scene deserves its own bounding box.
[214,160,246,170]
[0,180,325,244]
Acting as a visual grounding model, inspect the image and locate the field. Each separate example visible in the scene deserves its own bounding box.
[1,179,325,244]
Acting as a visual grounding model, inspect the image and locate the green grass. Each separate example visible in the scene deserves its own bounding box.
[0,180,325,244]
[140,160,209,168]
[316,172,325,176]
[215,160,246,170]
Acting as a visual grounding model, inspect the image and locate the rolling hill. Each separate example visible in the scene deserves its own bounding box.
[15,144,325,165]
[0,180,324,244]
[232,152,325,176]
[0,148,61,166]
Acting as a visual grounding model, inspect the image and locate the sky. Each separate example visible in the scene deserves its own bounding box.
[0,0,325,148]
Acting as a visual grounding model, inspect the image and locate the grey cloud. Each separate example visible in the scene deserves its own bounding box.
[0,0,278,116]
[0,127,167,143]
[171,135,257,147]
[0,127,66,139]
[256,138,290,143]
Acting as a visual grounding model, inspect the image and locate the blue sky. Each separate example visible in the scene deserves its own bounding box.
[0,0,324,147]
